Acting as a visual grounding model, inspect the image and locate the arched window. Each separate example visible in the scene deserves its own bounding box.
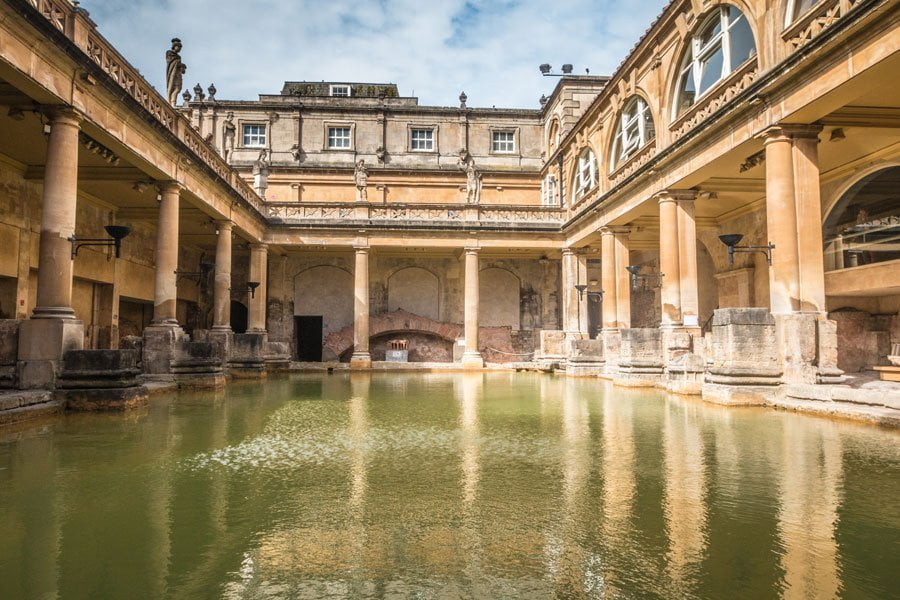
[542,174,558,206]
[571,149,597,204]
[785,0,819,26]
[612,96,655,169]
[674,5,756,116]
[547,119,560,155]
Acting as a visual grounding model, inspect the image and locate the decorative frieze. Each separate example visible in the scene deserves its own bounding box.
[266,203,565,226]
[785,0,862,50]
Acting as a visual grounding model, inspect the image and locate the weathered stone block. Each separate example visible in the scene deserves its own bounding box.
[230,332,267,377]
[0,320,19,389]
[172,341,225,390]
[56,349,148,411]
[17,318,84,389]
[706,308,780,383]
[142,325,184,375]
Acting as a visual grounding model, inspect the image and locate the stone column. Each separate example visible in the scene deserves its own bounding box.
[677,196,700,328]
[248,243,268,332]
[152,183,180,326]
[350,245,371,368]
[212,221,233,330]
[600,228,618,331]
[792,131,826,314]
[32,109,81,320]
[763,127,801,315]
[462,247,484,368]
[561,248,580,337]
[658,194,682,327]
[612,228,632,330]
[17,109,84,389]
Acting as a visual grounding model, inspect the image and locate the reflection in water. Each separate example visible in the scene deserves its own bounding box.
[601,386,636,595]
[779,420,842,599]
[0,373,899,599]
[663,398,708,594]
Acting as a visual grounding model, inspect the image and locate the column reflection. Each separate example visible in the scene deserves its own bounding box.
[601,389,636,592]
[778,420,842,599]
[663,398,708,592]
[348,373,371,515]
[457,373,484,595]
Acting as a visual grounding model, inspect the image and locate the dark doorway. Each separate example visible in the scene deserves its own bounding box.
[588,296,602,339]
[295,316,323,361]
[231,301,248,334]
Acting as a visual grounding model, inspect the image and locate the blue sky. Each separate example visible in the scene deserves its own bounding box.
[83,0,669,108]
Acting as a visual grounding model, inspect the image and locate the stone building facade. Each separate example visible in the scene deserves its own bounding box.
[0,0,898,420]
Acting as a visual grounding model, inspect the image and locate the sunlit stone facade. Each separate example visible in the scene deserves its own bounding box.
[0,0,898,424]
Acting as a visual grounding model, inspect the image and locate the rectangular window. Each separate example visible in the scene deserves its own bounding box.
[410,128,434,151]
[492,131,515,153]
[327,126,352,149]
[330,85,350,97]
[242,124,266,148]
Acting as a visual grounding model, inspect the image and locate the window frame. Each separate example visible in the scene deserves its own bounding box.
[240,122,268,149]
[571,148,598,205]
[408,125,438,153]
[323,122,355,151]
[673,6,756,118]
[329,84,351,97]
[612,96,655,169]
[542,173,558,207]
[490,129,518,154]
[784,0,821,27]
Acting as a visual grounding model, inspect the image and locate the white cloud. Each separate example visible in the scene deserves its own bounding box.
[82,0,669,108]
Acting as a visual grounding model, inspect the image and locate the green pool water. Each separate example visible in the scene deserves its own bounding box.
[1,373,898,599]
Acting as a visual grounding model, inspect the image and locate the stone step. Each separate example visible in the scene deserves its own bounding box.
[0,397,64,426]
[0,390,54,412]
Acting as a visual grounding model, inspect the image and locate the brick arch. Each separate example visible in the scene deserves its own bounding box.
[323,310,463,360]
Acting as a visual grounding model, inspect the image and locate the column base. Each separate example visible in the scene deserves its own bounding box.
[17,318,84,389]
[350,352,372,369]
[30,306,77,320]
[461,352,484,369]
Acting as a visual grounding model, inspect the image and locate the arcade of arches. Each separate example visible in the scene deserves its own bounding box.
[0,0,899,423]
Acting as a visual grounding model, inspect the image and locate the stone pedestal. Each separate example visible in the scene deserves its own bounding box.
[229,332,268,378]
[0,320,20,389]
[703,308,781,405]
[172,341,225,390]
[17,318,84,389]
[57,349,148,411]
[141,325,184,378]
[536,330,567,370]
[567,338,604,377]
[265,341,292,371]
[207,328,234,363]
[776,313,845,385]
[601,329,622,377]
[617,328,664,386]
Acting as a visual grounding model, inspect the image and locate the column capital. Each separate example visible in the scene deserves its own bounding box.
[654,189,698,205]
[215,219,233,232]
[759,123,823,144]
[156,181,182,195]
[353,243,370,253]
[463,246,480,255]
[600,226,632,237]
[44,106,83,127]
[249,242,269,252]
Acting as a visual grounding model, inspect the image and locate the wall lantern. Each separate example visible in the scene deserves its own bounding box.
[575,284,604,302]
[718,234,775,266]
[626,265,663,292]
[244,281,260,298]
[69,225,131,259]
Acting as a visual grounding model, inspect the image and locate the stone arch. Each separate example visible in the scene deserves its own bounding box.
[387,266,440,321]
[293,265,354,337]
[546,117,561,156]
[324,310,463,360]
[665,1,761,122]
[479,267,521,329]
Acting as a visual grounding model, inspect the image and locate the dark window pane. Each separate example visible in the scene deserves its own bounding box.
[679,71,696,110]
[699,46,724,94]
[729,17,756,69]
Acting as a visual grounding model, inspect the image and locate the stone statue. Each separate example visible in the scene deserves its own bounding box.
[463,158,481,204]
[252,149,270,198]
[222,112,235,162]
[165,38,186,106]
[355,160,368,202]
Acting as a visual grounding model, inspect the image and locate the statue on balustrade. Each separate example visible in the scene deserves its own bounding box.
[165,38,186,106]
[355,160,368,202]
[252,149,270,198]
[462,157,481,204]
[222,112,235,162]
